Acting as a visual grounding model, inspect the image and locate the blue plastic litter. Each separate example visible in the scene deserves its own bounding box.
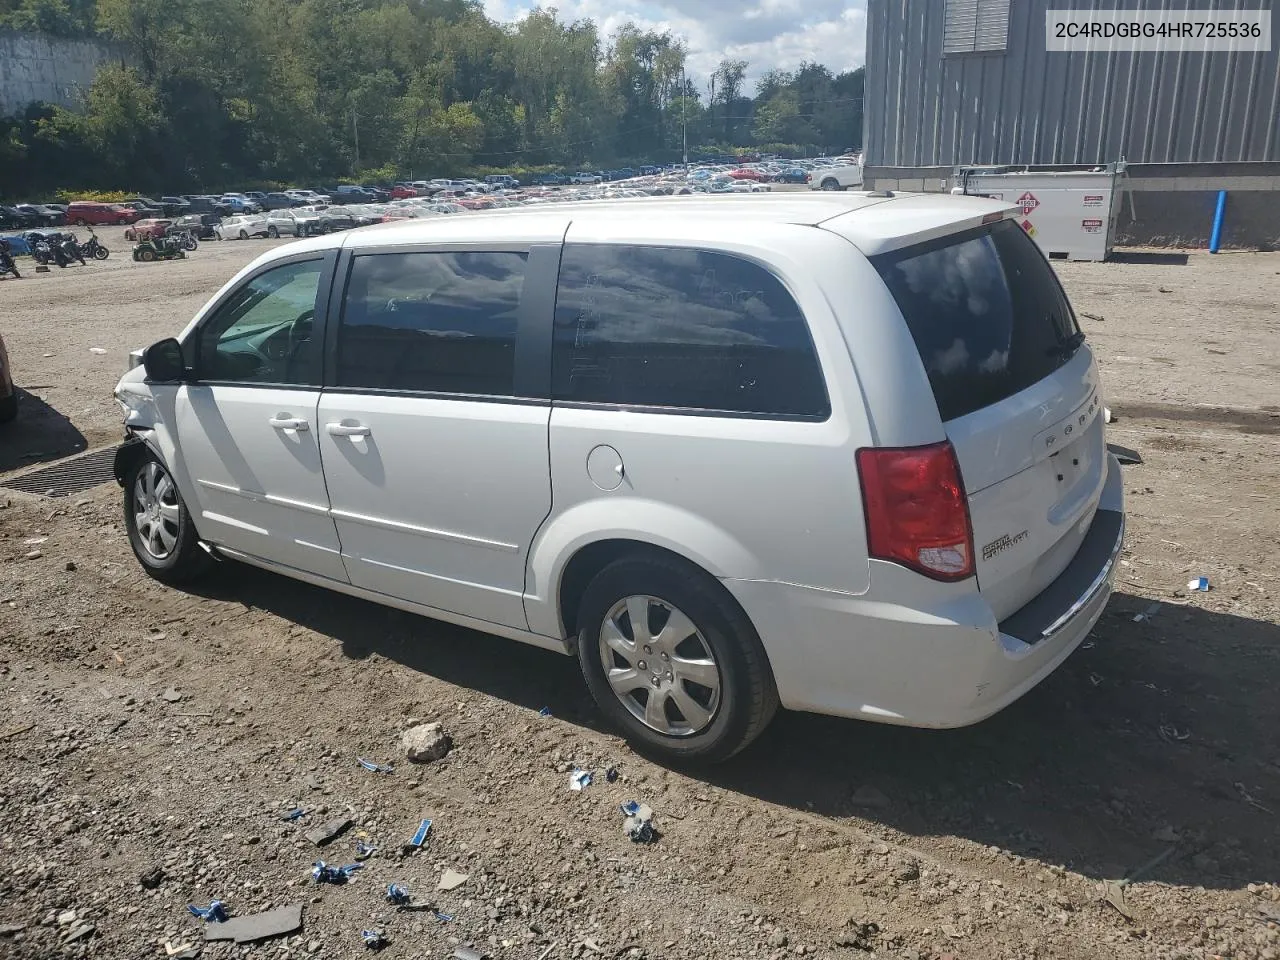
[357,757,394,773]
[386,883,411,906]
[407,818,433,847]
[538,707,553,717]
[433,911,454,923]
[282,807,306,821]
[187,900,228,923]
[361,928,389,949]
[1187,577,1211,592]
[619,800,641,817]
[605,767,620,783]
[312,860,364,884]
[569,770,592,791]
[354,840,378,860]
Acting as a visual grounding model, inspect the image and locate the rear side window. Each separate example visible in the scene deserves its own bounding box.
[552,244,828,418]
[873,220,1080,421]
[336,251,527,396]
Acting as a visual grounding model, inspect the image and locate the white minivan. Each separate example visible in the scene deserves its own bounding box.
[113,193,1124,761]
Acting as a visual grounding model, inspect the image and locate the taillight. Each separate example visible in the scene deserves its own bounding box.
[857,442,974,582]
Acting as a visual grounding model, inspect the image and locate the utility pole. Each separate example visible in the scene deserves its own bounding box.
[681,60,688,171]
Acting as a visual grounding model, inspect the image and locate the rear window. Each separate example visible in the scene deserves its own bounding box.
[873,220,1081,422]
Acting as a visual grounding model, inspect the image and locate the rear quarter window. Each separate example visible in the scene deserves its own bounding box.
[872,220,1081,422]
[552,244,829,418]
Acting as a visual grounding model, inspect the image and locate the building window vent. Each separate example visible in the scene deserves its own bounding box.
[944,0,1010,55]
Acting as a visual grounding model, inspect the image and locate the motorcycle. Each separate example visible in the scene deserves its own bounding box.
[59,232,86,266]
[79,229,110,261]
[167,228,198,252]
[0,239,20,279]
[28,232,69,268]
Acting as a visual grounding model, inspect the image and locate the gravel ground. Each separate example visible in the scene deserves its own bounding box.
[1,230,1278,960]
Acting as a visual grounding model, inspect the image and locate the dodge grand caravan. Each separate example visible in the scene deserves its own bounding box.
[113,193,1125,761]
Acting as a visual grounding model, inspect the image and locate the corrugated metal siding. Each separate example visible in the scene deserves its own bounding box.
[865,0,1280,166]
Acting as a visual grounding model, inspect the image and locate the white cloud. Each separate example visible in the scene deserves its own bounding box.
[480,0,867,89]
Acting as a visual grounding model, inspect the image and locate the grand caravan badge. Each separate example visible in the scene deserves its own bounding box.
[982,530,1029,562]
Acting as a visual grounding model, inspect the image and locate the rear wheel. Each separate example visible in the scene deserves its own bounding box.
[239,229,248,240]
[576,553,778,762]
[821,178,842,191]
[94,246,109,260]
[138,248,156,262]
[267,226,279,238]
[123,455,211,584]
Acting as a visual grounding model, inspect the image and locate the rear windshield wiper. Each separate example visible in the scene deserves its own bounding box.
[1048,330,1086,359]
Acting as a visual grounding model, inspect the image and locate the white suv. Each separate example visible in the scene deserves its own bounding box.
[113,193,1124,761]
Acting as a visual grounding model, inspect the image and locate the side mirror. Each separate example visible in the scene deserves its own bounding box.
[143,338,186,382]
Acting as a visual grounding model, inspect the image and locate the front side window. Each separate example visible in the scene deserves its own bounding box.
[551,244,829,418]
[195,260,323,385]
[335,251,527,396]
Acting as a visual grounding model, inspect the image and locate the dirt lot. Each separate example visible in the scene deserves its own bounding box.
[1,230,1278,960]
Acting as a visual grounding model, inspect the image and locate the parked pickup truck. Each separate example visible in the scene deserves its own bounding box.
[808,160,864,192]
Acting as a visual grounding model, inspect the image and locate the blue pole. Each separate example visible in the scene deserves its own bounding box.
[1209,190,1227,253]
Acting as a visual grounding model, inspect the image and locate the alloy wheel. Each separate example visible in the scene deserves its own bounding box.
[597,595,721,737]
[133,461,181,560]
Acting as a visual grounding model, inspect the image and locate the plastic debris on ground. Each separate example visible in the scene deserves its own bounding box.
[354,840,378,860]
[1132,602,1162,623]
[187,900,229,923]
[407,818,433,848]
[312,860,364,884]
[357,757,394,773]
[605,767,620,783]
[281,807,306,821]
[386,884,412,906]
[569,769,593,791]
[620,800,658,844]
[454,947,486,960]
[1187,577,1211,592]
[434,911,454,923]
[361,928,389,950]
[537,707,552,717]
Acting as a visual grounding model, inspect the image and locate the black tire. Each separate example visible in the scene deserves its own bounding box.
[0,392,17,423]
[239,230,248,240]
[75,218,87,226]
[576,553,778,763]
[94,246,109,260]
[821,178,842,191]
[138,248,156,262]
[123,453,211,585]
[267,226,279,238]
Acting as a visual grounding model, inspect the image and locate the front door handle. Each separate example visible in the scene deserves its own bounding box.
[268,416,309,431]
[326,422,372,438]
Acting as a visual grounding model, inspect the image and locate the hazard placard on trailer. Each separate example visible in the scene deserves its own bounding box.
[1016,191,1040,216]
[1020,218,1037,238]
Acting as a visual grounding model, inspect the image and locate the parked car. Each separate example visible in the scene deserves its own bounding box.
[285,189,329,205]
[113,193,1123,762]
[772,167,809,184]
[182,196,223,215]
[569,172,602,184]
[808,160,864,191]
[122,197,165,218]
[0,205,41,229]
[261,192,300,210]
[727,167,768,182]
[0,331,15,423]
[171,213,219,239]
[213,213,269,240]
[159,196,191,217]
[218,195,263,214]
[484,175,520,189]
[124,218,174,241]
[389,184,420,200]
[14,203,65,226]
[68,201,140,225]
[264,209,321,238]
[532,173,568,186]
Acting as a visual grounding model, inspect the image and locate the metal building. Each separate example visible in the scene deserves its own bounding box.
[863,0,1280,248]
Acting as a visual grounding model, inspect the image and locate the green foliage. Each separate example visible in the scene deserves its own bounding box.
[1,0,864,200]
[53,187,131,202]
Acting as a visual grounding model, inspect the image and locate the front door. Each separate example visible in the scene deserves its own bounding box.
[174,255,348,581]
[317,247,553,629]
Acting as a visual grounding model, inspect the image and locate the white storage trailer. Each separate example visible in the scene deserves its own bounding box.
[953,164,1126,262]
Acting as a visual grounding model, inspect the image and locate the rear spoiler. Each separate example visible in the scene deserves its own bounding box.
[821,194,1020,257]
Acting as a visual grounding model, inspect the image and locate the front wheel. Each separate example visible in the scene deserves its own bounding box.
[238,229,248,240]
[94,246,109,260]
[576,554,778,763]
[137,248,156,262]
[267,226,279,238]
[123,455,211,584]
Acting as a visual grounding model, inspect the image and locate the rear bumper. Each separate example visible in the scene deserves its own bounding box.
[725,453,1125,728]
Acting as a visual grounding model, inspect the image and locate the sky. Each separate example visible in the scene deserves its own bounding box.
[480,0,868,92]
